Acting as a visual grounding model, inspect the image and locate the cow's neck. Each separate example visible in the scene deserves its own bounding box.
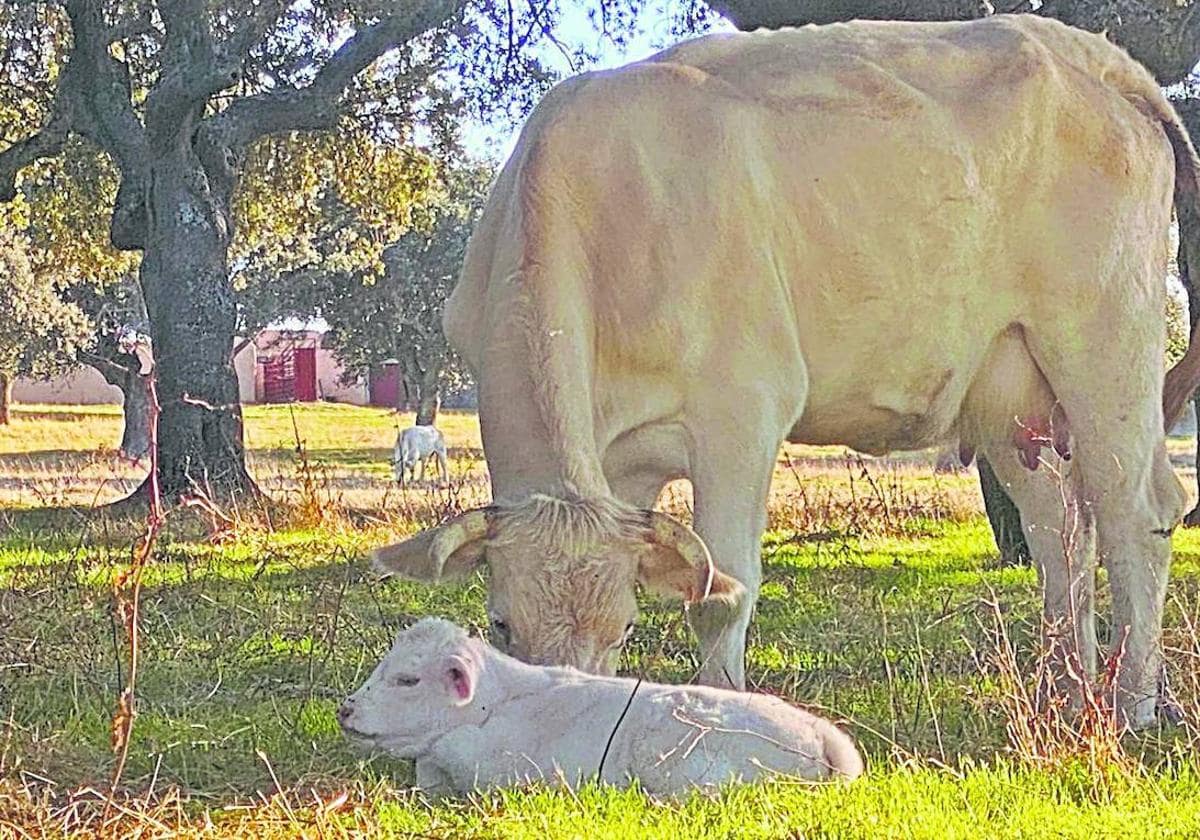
[478,316,609,504]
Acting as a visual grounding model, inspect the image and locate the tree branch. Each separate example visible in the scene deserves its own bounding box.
[221,0,288,63]
[145,0,241,149]
[214,0,467,147]
[0,105,71,202]
[707,0,1200,85]
[1,0,148,210]
[60,0,148,168]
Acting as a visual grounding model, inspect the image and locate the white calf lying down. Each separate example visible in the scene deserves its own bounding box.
[339,618,863,795]
[393,425,448,485]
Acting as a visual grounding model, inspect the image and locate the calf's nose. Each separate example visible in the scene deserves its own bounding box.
[337,700,353,725]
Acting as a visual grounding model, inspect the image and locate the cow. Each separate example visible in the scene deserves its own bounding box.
[370,15,1200,729]
[339,617,863,794]
[394,425,449,486]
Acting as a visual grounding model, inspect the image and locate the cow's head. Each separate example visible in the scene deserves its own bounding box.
[371,494,742,674]
[339,618,481,758]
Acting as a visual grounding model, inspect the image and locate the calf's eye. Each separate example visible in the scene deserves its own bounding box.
[391,675,420,687]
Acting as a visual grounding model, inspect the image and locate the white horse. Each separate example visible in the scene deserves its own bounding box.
[394,425,449,485]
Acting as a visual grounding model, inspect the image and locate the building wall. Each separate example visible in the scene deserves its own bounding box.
[316,349,367,404]
[251,329,367,405]
[232,340,258,403]
[13,367,122,405]
[12,327,367,406]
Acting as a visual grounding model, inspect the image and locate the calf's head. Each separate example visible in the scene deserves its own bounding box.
[339,618,480,757]
[371,495,742,674]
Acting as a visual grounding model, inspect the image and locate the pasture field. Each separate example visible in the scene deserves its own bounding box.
[2,403,1200,837]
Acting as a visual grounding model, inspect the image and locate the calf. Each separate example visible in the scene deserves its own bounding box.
[339,618,863,796]
[393,425,448,485]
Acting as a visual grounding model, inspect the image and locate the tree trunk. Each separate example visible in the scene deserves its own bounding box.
[1176,99,1200,526]
[0,372,12,425]
[132,154,256,501]
[977,456,1031,566]
[92,359,153,459]
[119,371,152,459]
[415,362,442,426]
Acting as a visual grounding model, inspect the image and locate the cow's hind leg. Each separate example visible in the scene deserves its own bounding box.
[1024,333,1187,729]
[982,442,1099,701]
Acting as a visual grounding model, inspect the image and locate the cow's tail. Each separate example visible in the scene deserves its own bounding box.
[1159,111,1200,431]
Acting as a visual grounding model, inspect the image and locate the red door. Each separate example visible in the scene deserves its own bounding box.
[294,347,318,402]
[261,353,295,403]
[370,363,401,408]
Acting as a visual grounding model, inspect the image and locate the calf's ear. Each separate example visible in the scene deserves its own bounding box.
[439,654,477,706]
[371,509,493,583]
[637,512,744,606]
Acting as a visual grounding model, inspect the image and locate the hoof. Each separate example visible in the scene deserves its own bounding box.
[1157,698,1186,727]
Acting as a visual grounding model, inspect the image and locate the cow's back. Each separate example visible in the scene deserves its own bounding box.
[447,14,1177,463]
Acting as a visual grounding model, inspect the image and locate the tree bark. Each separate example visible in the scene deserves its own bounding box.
[119,370,152,459]
[0,372,12,425]
[90,358,152,459]
[415,362,442,426]
[134,151,255,500]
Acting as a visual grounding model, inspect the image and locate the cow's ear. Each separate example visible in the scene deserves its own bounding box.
[371,509,492,582]
[636,512,743,605]
[439,654,477,706]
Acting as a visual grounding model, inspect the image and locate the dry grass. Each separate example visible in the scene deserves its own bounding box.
[4,404,1200,837]
[0,403,989,531]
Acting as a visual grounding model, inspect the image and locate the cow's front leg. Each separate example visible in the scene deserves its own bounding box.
[686,435,779,690]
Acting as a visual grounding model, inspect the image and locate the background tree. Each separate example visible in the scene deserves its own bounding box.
[337,166,488,425]
[0,0,472,500]
[6,129,150,456]
[237,159,488,425]
[708,0,1200,559]
[69,275,155,458]
[0,228,91,424]
[0,0,701,501]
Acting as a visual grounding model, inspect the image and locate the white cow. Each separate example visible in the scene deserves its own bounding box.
[372,16,1200,729]
[339,618,863,795]
[394,425,449,486]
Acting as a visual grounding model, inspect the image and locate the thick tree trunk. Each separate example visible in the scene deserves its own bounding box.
[977,456,1031,566]
[415,362,442,426]
[132,155,256,501]
[0,372,12,425]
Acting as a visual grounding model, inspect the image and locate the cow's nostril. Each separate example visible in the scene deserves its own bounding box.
[338,702,352,724]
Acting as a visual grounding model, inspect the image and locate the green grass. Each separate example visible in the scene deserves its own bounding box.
[3,404,1200,835]
[3,511,1200,836]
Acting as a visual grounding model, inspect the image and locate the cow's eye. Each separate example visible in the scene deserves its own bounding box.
[624,621,635,640]
[391,674,420,687]
[490,616,510,644]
